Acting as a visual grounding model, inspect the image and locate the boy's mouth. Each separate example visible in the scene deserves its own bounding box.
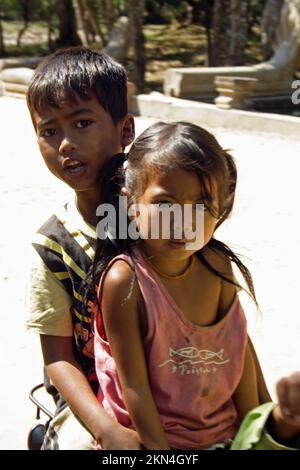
[63,159,88,176]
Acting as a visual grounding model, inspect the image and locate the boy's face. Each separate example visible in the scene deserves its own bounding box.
[33,93,134,195]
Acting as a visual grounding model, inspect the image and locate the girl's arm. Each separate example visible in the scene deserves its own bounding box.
[216,252,266,421]
[248,335,272,403]
[100,260,170,450]
[232,340,260,421]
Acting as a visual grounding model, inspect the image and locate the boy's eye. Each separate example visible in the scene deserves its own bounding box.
[40,128,56,138]
[76,120,93,128]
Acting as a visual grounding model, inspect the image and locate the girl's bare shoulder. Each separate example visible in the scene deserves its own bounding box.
[102,258,138,304]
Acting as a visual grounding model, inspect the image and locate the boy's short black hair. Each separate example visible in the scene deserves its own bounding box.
[27,46,128,126]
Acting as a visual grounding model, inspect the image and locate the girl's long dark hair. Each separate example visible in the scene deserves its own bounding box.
[81,122,258,316]
[81,153,136,312]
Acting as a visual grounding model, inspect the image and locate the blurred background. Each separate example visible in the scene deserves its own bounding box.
[0,1,296,103]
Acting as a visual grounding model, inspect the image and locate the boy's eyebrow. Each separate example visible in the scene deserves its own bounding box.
[64,107,94,118]
[37,108,94,128]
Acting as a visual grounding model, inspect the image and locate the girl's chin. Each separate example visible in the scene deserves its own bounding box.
[168,240,204,252]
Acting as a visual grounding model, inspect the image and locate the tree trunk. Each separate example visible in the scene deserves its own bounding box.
[56,0,82,47]
[202,1,214,66]
[73,0,89,46]
[16,0,31,48]
[0,18,5,57]
[86,0,106,45]
[205,22,212,66]
[47,0,56,51]
[211,0,230,66]
[100,0,116,35]
[128,0,146,93]
[238,0,250,63]
[228,0,250,65]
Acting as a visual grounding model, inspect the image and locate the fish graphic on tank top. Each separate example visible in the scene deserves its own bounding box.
[159,346,230,375]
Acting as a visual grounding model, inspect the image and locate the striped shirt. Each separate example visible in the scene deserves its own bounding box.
[26,197,98,388]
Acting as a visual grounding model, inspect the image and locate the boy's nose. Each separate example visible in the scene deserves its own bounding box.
[59,137,77,154]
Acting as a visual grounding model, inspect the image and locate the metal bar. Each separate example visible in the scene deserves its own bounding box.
[29,384,55,420]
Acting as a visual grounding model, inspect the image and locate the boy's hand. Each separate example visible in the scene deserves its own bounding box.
[99,423,143,450]
[276,372,300,427]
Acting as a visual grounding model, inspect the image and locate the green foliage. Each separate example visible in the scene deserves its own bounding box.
[144,0,189,24]
[249,0,265,29]
[0,0,52,21]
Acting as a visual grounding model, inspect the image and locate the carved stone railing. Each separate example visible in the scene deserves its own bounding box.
[164,0,300,105]
[214,76,258,109]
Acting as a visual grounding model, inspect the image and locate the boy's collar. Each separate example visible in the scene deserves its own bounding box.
[69,196,97,239]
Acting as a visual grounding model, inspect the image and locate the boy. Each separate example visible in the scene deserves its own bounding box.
[25,46,141,449]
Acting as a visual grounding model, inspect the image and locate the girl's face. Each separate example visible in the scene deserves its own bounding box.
[133,167,219,261]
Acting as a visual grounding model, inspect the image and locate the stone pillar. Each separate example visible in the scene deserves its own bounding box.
[214,76,258,109]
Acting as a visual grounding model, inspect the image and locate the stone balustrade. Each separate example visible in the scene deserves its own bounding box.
[214,76,258,109]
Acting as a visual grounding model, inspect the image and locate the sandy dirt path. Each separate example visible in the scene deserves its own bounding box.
[0,96,299,449]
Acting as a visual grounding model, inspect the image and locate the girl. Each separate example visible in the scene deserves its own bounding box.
[84,121,300,450]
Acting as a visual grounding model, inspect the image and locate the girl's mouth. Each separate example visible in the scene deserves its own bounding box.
[169,240,187,249]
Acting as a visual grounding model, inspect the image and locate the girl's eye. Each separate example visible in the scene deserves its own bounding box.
[195,202,208,211]
[157,201,174,208]
[40,128,56,138]
[76,120,93,128]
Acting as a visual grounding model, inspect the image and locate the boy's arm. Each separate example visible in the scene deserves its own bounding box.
[41,334,142,449]
[101,260,170,450]
[27,250,142,449]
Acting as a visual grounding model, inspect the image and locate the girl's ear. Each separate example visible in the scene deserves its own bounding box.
[121,114,135,148]
[121,187,139,223]
[121,187,133,220]
[121,186,130,198]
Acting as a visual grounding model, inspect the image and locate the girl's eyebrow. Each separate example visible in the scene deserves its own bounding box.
[152,191,176,199]
[152,191,204,201]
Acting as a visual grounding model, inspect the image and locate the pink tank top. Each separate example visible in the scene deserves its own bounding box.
[94,246,247,450]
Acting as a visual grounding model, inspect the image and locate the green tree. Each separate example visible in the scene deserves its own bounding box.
[211,0,230,66]
[56,0,82,47]
[0,17,5,57]
[100,0,117,34]
[186,0,214,65]
[129,0,146,92]
[16,0,31,47]
[228,0,250,65]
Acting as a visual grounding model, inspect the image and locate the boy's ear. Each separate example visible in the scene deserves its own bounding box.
[121,114,135,148]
